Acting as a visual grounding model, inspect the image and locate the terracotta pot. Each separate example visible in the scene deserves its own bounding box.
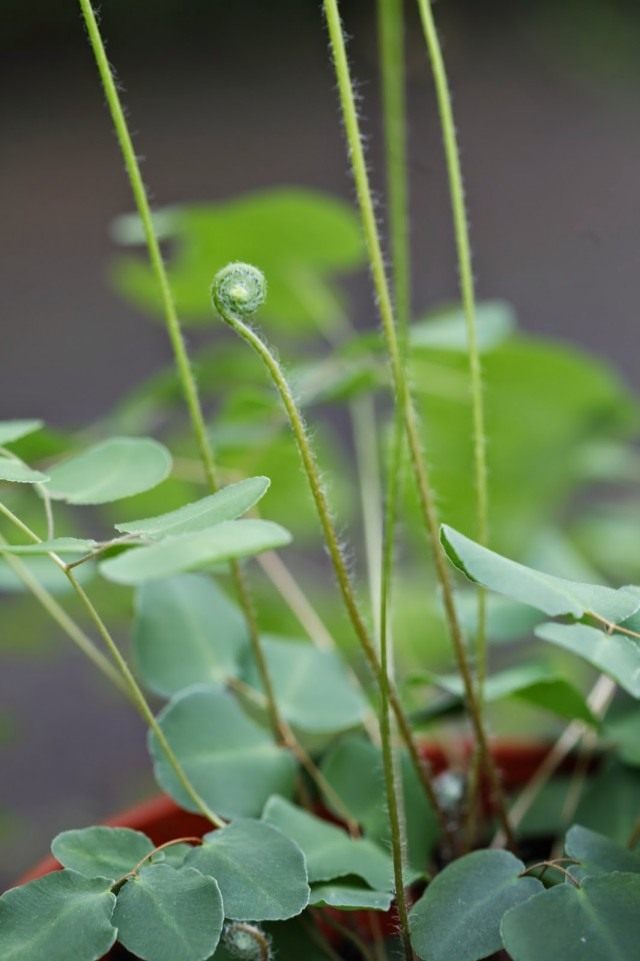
[14,741,559,959]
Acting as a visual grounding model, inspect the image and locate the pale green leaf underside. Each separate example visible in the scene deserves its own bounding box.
[51,826,154,881]
[149,685,296,818]
[262,795,395,890]
[0,538,98,556]
[0,419,43,445]
[133,574,248,696]
[409,850,543,961]
[309,884,393,911]
[47,437,172,505]
[501,872,640,961]
[115,476,270,537]
[114,864,223,961]
[535,622,640,698]
[441,524,640,623]
[101,519,291,584]
[186,819,309,921]
[0,870,117,961]
[0,460,49,484]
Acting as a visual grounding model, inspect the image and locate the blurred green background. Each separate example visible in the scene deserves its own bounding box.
[2,0,640,885]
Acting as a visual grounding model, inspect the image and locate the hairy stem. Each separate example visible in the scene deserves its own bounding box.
[414,0,489,688]
[0,500,224,828]
[322,0,513,848]
[214,305,450,842]
[76,0,286,747]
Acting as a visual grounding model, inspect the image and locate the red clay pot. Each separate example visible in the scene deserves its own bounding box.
[14,741,558,959]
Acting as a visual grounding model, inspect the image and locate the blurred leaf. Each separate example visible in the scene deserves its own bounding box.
[0,420,43,445]
[133,574,248,696]
[51,826,154,881]
[149,685,296,818]
[0,537,97,556]
[0,556,94,595]
[442,524,640,622]
[409,850,542,961]
[0,460,48,484]
[114,864,223,961]
[112,189,365,332]
[535,623,640,698]
[47,437,172,505]
[100,519,292,585]
[575,761,640,843]
[245,636,368,734]
[411,335,637,557]
[115,477,270,537]
[262,796,395,889]
[0,871,117,961]
[186,819,309,921]
[419,663,594,724]
[605,708,640,765]
[411,300,516,353]
[501,873,640,961]
[309,884,393,911]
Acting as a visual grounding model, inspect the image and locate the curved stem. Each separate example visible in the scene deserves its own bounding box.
[215,307,450,840]
[0,500,224,828]
[414,0,489,689]
[322,0,513,848]
[76,0,284,747]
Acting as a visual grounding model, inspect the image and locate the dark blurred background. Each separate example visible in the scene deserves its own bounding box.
[2,0,640,884]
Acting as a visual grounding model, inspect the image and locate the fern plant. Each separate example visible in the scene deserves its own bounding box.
[1,2,640,960]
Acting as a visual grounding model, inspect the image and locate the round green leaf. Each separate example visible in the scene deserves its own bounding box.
[409,850,543,961]
[115,476,270,537]
[309,884,393,911]
[133,575,248,696]
[0,460,49,484]
[47,437,172,505]
[442,524,640,623]
[100,519,291,585]
[246,636,368,733]
[149,685,296,818]
[0,870,117,961]
[114,864,223,961]
[262,795,394,889]
[51,826,154,881]
[501,872,640,961]
[0,419,43,445]
[187,819,309,921]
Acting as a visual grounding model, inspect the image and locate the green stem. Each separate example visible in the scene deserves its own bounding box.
[414,0,489,687]
[377,0,411,340]
[214,305,450,841]
[350,395,384,642]
[76,0,284,747]
[0,533,126,694]
[376,7,416,930]
[628,816,640,850]
[322,0,513,848]
[0,500,224,828]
